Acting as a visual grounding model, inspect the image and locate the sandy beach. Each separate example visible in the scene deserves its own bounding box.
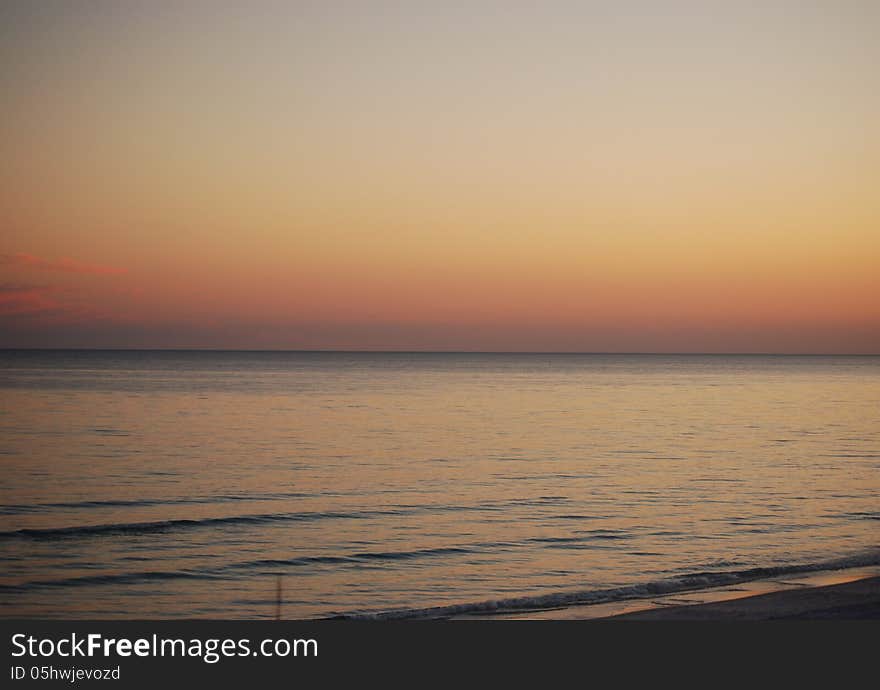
[463,565,880,621]
[607,574,880,620]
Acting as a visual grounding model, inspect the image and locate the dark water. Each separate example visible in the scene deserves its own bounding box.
[0,351,878,618]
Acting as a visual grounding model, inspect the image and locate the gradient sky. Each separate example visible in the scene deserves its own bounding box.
[2,1,878,352]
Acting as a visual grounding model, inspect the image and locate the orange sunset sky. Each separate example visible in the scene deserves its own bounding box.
[1,1,878,352]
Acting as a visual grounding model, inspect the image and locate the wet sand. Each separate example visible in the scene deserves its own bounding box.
[465,565,880,620]
[605,574,880,620]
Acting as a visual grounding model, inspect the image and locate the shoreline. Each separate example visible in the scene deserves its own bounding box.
[603,574,880,620]
[460,564,880,620]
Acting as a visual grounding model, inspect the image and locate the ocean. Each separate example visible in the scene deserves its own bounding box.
[0,351,877,618]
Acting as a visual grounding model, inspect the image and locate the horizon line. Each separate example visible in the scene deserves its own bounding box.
[1,347,878,357]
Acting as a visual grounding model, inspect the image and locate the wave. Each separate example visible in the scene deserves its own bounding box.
[0,536,628,592]
[0,508,409,540]
[4,544,878,617]
[0,496,586,540]
[0,492,318,515]
[841,511,880,521]
[330,549,880,619]
[0,544,493,593]
[0,569,220,592]
[221,545,481,573]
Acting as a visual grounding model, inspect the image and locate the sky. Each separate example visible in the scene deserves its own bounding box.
[1,1,878,352]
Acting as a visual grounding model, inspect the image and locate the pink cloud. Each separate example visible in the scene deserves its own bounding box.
[0,283,113,324]
[0,284,61,317]
[1,252,127,276]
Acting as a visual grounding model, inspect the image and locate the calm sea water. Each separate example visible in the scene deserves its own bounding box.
[0,351,878,618]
